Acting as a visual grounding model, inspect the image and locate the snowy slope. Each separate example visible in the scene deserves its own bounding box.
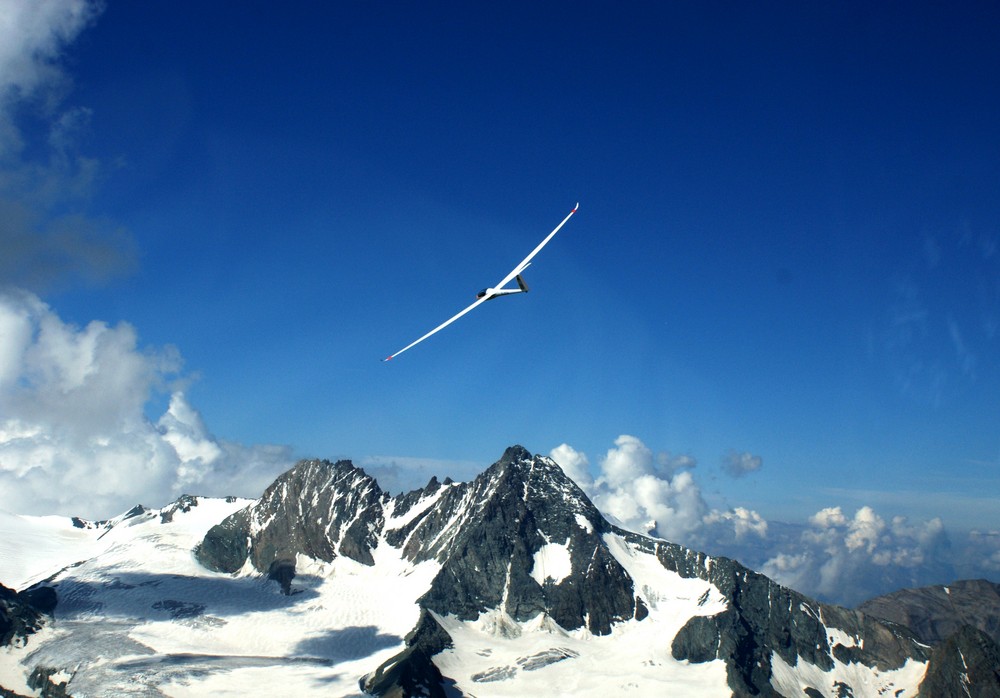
[1,448,937,697]
[0,509,119,591]
[433,531,731,696]
[0,496,439,697]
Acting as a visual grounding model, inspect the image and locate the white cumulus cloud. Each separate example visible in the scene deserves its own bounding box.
[550,435,765,546]
[550,437,1000,607]
[0,0,102,106]
[549,442,593,490]
[761,504,951,606]
[0,290,294,519]
[722,450,763,478]
[704,507,768,541]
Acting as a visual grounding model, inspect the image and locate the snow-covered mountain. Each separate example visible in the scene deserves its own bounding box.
[0,445,986,696]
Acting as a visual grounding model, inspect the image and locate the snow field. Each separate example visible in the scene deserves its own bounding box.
[770,653,927,698]
[0,494,934,697]
[432,533,732,697]
[0,498,441,697]
[382,482,454,532]
[0,510,115,591]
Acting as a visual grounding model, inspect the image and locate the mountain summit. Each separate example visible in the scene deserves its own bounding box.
[2,446,995,696]
[194,446,937,697]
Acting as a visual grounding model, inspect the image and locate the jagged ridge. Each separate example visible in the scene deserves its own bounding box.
[858,578,1000,646]
[196,445,944,697]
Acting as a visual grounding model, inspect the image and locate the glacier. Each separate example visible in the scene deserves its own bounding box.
[0,446,937,697]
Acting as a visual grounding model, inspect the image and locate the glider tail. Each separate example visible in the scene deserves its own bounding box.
[516,274,529,292]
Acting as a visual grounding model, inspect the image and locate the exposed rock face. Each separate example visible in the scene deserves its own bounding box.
[159,494,200,523]
[858,579,1000,646]
[667,549,928,696]
[549,527,928,695]
[918,625,1000,698]
[0,582,68,698]
[194,506,252,574]
[361,610,454,698]
[398,446,638,634]
[0,582,56,648]
[194,445,971,696]
[197,459,386,586]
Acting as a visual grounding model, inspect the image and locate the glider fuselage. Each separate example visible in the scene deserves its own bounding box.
[477,272,530,300]
[477,287,523,300]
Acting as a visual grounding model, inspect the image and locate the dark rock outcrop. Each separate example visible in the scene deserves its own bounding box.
[159,494,200,524]
[403,446,637,635]
[196,459,387,578]
[0,582,67,697]
[577,529,929,696]
[0,582,55,647]
[668,553,928,697]
[195,506,252,574]
[361,610,454,698]
[858,578,1000,646]
[918,625,1000,697]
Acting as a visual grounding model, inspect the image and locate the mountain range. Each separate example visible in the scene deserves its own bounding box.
[1,445,998,696]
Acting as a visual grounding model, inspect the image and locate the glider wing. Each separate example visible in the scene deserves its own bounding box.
[490,202,578,291]
[382,202,579,361]
[382,295,490,361]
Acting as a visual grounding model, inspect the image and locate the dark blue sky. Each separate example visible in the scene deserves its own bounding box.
[4,1,999,542]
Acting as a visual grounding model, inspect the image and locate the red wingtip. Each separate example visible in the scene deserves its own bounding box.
[382,356,393,362]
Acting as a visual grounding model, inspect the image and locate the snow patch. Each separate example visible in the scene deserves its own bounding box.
[826,626,860,650]
[770,652,927,698]
[384,482,452,532]
[574,513,594,534]
[530,540,572,586]
[0,625,62,695]
[603,533,727,618]
[0,511,112,590]
[434,608,730,697]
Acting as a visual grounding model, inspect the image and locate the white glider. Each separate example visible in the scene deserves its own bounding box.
[383,203,579,361]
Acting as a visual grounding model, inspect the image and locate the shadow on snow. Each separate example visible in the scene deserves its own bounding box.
[47,569,323,621]
[294,626,403,663]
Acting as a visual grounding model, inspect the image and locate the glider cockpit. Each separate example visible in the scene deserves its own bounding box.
[477,273,530,300]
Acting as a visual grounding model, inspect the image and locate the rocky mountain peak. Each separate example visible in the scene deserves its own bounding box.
[7,446,998,697]
[498,443,533,466]
[858,578,1000,647]
[480,445,604,532]
[191,446,951,697]
[918,625,1000,697]
[391,448,639,635]
[197,458,387,589]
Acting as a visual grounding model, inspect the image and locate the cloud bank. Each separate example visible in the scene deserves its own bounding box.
[551,435,1000,607]
[755,505,963,606]
[0,290,294,519]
